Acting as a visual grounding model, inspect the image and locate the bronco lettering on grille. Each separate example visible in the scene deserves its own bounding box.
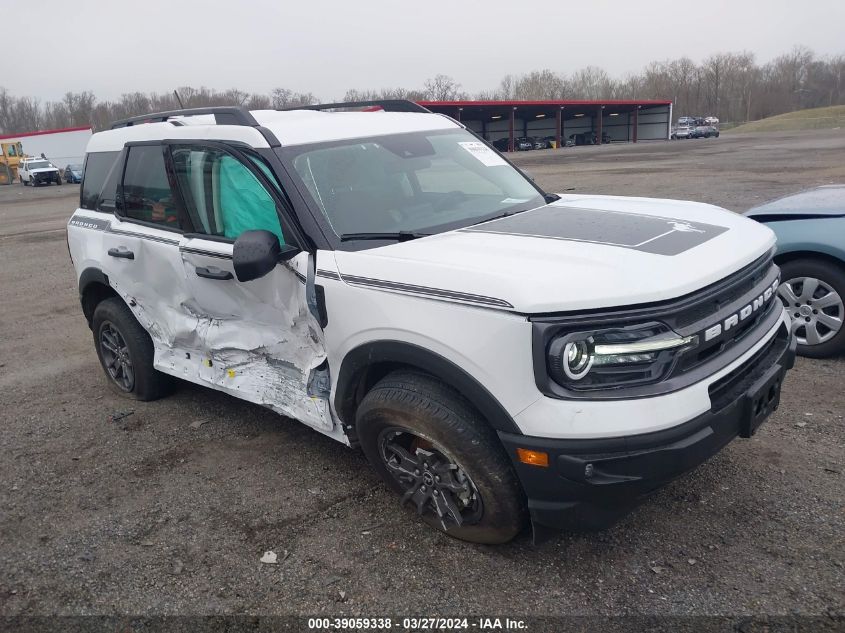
[703,278,780,342]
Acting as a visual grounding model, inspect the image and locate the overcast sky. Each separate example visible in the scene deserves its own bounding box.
[5,0,844,102]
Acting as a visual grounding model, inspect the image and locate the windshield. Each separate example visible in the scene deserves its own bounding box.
[285,129,545,239]
[27,161,50,170]
[69,164,82,171]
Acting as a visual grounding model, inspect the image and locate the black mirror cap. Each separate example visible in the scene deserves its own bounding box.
[233,230,297,282]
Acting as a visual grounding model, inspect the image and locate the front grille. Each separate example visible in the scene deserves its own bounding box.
[674,252,773,328]
[678,298,779,373]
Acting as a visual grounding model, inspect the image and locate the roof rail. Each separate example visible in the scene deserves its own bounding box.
[110,106,260,130]
[279,100,430,114]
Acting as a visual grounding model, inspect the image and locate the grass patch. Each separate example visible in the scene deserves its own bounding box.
[726,105,845,133]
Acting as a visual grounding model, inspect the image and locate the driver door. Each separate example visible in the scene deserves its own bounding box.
[168,143,333,433]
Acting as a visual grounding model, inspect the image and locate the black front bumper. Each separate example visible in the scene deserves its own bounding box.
[499,323,796,536]
[32,172,58,184]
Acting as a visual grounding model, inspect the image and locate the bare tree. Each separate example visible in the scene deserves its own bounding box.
[423,75,465,101]
[569,66,616,100]
[271,88,316,108]
[0,88,12,133]
[512,70,567,99]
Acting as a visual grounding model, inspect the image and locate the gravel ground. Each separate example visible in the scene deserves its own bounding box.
[0,130,843,625]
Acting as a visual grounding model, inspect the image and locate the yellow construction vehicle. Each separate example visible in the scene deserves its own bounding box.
[0,141,25,185]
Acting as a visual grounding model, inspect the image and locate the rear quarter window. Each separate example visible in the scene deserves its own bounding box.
[81,151,120,211]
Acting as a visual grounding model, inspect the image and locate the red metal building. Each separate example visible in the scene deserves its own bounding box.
[417,100,672,151]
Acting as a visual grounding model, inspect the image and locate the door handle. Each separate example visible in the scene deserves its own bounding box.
[107,247,134,260]
[195,266,233,281]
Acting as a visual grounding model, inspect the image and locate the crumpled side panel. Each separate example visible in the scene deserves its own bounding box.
[116,244,336,436]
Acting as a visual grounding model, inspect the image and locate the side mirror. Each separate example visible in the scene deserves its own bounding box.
[233,230,298,282]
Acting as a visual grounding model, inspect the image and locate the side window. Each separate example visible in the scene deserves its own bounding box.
[122,145,180,228]
[80,151,120,211]
[171,147,285,244]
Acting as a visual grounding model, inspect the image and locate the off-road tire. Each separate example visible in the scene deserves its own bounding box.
[92,297,173,400]
[779,258,845,358]
[357,370,526,544]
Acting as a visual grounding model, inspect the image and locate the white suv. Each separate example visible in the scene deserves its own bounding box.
[67,102,796,544]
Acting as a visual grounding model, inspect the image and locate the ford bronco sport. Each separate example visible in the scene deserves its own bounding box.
[67,101,795,544]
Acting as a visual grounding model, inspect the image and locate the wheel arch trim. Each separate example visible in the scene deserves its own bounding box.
[78,267,117,325]
[334,340,523,435]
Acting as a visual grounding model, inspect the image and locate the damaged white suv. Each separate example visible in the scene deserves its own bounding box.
[68,102,795,544]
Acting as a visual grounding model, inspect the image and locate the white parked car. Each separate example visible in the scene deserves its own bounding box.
[19,157,62,186]
[671,124,693,139]
[67,102,795,544]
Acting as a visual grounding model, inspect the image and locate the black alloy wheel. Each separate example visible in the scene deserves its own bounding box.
[378,428,483,530]
[98,320,135,391]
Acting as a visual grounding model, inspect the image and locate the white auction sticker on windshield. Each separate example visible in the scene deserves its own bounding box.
[458,141,508,167]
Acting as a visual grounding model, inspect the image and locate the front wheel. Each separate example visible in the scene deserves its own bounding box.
[778,259,845,358]
[357,370,526,544]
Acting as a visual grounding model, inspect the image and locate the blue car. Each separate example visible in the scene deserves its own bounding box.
[63,164,83,184]
[745,185,845,357]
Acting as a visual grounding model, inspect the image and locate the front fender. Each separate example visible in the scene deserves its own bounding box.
[767,218,845,264]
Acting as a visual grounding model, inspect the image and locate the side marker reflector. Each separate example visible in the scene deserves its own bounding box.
[516,448,549,468]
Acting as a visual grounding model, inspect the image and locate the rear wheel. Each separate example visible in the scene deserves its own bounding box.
[778,259,845,358]
[92,297,173,400]
[357,370,526,544]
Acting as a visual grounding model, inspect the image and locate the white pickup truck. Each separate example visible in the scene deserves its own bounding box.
[19,157,62,186]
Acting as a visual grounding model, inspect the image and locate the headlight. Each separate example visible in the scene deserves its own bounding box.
[547,322,697,391]
[562,339,593,380]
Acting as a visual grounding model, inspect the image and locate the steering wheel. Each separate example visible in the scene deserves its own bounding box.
[432,190,468,211]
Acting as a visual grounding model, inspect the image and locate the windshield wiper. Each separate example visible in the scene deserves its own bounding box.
[469,208,528,227]
[339,231,431,242]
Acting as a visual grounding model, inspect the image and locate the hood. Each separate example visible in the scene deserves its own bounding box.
[744,185,845,221]
[31,167,58,174]
[332,194,776,314]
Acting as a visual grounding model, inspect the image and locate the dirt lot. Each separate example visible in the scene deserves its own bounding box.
[1,130,843,623]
